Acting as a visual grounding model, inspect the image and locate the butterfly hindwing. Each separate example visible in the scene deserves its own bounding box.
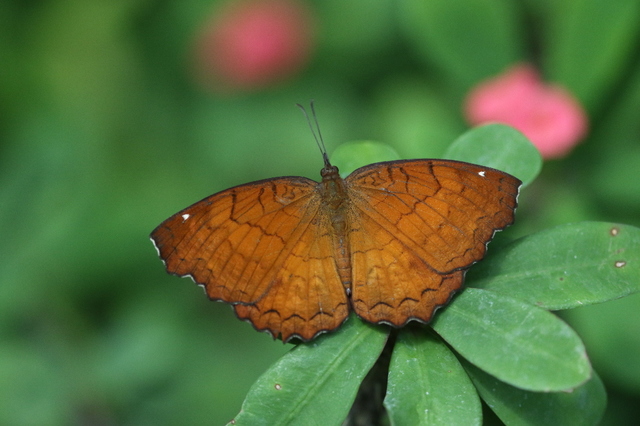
[234,205,349,342]
[347,206,466,325]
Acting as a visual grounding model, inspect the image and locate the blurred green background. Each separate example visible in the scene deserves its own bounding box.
[1,0,640,424]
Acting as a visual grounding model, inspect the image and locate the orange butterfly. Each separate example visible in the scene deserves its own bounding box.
[151,151,520,342]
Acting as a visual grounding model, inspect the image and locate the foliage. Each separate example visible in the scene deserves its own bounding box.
[231,125,638,425]
[2,0,640,424]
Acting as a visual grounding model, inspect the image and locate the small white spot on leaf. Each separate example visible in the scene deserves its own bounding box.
[615,260,626,268]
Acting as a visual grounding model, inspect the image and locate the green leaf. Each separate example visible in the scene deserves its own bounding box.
[331,140,400,176]
[564,293,640,394]
[230,316,388,425]
[316,0,397,70]
[385,330,482,426]
[399,0,523,89]
[372,77,464,159]
[587,63,640,210]
[469,222,640,310]
[432,288,591,392]
[463,358,606,426]
[444,124,542,187]
[544,0,640,110]
[589,145,640,211]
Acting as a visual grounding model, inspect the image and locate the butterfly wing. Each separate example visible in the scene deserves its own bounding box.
[232,206,350,342]
[344,159,520,325]
[150,177,349,342]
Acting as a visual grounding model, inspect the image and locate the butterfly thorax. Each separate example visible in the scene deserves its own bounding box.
[320,164,353,294]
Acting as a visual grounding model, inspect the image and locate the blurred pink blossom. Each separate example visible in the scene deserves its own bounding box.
[194,0,314,92]
[464,64,588,159]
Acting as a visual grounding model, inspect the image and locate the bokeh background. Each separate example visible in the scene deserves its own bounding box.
[2,0,640,424]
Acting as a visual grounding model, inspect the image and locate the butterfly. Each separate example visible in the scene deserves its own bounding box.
[151,146,520,342]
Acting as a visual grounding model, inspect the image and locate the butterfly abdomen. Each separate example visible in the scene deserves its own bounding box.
[329,208,352,294]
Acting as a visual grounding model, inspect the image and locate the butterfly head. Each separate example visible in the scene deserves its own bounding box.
[320,161,340,182]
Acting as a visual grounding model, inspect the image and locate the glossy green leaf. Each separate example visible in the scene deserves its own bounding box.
[331,140,400,176]
[230,316,388,425]
[445,124,542,187]
[432,288,591,392]
[463,359,606,426]
[385,330,481,426]
[469,222,640,310]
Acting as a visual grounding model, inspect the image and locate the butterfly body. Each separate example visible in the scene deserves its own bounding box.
[151,158,520,342]
[319,163,353,293]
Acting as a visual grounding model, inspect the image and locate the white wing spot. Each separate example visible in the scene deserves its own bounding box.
[478,171,486,177]
[181,213,190,222]
[150,237,163,258]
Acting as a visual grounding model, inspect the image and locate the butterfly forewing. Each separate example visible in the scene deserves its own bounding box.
[346,159,520,273]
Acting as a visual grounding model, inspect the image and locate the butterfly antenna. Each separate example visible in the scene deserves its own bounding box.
[296,101,330,167]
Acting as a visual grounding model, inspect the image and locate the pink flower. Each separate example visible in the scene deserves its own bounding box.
[464,64,588,159]
[194,0,314,92]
